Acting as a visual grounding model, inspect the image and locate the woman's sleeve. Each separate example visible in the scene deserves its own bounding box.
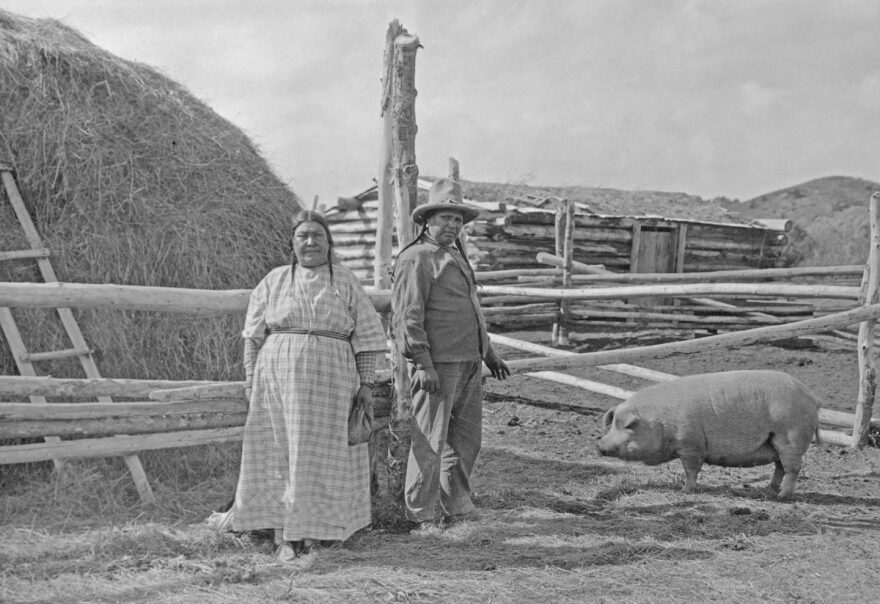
[354,350,384,386]
[241,276,270,379]
[346,271,387,358]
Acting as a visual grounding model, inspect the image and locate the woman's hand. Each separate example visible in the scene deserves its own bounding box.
[356,383,374,422]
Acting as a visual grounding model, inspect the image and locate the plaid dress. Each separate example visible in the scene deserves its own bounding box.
[232,263,386,541]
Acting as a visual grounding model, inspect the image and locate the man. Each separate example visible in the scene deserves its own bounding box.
[391,178,510,529]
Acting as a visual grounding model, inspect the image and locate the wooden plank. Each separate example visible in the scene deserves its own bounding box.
[1,414,247,439]
[0,399,245,420]
[0,428,245,465]
[487,332,677,382]
[0,376,222,398]
[820,407,880,429]
[500,303,880,375]
[629,223,641,273]
[476,282,860,301]
[0,281,392,315]
[819,429,853,447]
[22,347,93,363]
[526,371,632,400]
[0,248,50,262]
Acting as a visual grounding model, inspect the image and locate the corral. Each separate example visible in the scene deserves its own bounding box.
[1,10,879,604]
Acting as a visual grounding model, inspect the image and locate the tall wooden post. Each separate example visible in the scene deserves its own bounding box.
[852,191,880,447]
[389,28,420,250]
[373,19,420,526]
[552,199,574,346]
[374,22,398,291]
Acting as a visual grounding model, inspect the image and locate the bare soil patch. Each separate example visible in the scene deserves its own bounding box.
[1,334,878,603]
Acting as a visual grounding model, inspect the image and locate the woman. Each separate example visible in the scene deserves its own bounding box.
[232,210,387,561]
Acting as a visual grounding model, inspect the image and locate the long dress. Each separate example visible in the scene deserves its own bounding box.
[232,263,386,541]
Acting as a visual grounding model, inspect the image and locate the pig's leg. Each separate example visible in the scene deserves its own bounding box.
[771,434,804,499]
[768,461,784,494]
[775,458,801,500]
[679,454,703,492]
[776,468,800,499]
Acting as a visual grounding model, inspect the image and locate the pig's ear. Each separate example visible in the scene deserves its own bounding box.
[602,408,614,428]
[623,415,639,430]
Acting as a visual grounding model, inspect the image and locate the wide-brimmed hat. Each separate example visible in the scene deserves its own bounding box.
[411,178,480,225]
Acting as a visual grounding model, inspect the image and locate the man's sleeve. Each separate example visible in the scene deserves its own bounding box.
[391,258,434,369]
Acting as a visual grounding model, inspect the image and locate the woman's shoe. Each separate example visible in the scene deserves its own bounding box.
[302,539,323,555]
[275,541,298,562]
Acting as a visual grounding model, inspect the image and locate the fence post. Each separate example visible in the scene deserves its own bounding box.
[852,191,880,447]
[552,199,574,345]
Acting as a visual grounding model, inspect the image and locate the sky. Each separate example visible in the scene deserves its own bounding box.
[4,0,879,205]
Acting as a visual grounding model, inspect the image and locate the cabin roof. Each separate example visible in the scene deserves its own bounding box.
[335,179,790,232]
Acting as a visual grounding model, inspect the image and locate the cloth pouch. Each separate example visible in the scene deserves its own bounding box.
[348,397,374,445]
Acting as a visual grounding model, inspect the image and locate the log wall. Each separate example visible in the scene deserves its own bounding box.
[326,190,793,283]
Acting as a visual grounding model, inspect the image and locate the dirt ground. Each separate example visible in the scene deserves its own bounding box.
[2,330,878,603]
[480,331,880,534]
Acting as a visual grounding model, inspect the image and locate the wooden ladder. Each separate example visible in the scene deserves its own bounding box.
[0,162,155,503]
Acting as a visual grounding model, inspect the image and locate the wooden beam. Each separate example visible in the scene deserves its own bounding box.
[476,281,859,301]
[496,303,880,375]
[0,282,392,314]
[0,376,221,398]
[0,428,245,465]
[536,254,862,282]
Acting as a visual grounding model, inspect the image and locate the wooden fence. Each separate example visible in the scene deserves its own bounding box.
[1,191,878,498]
[1,265,876,463]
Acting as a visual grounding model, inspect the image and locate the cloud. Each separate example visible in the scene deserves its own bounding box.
[738,81,779,115]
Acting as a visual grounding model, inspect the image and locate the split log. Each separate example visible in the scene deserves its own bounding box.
[494,303,880,375]
[477,282,860,301]
[327,220,379,234]
[488,332,676,383]
[1,384,394,441]
[819,429,854,447]
[471,222,787,252]
[0,400,247,438]
[484,312,558,326]
[536,265,864,284]
[569,308,783,326]
[820,407,880,429]
[0,376,221,398]
[0,282,392,315]
[0,428,245,465]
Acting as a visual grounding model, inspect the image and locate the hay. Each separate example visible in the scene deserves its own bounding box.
[0,8,302,385]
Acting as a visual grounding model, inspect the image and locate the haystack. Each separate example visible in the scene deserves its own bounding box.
[0,9,302,385]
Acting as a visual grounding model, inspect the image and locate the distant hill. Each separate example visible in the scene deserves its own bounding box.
[720,176,880,266]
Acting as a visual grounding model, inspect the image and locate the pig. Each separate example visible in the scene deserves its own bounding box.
[596,370,820,499]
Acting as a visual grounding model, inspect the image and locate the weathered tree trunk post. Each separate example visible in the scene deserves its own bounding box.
[552,199,574,345]
[374,22,396,291]
[373,19,420,525]
[552,202,564,344]
[852,191,880,448]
